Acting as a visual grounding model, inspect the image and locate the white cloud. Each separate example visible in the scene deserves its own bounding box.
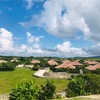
[26,32,40,43]
[56,41,87,57]
[0,28,44,56]
[0,28,14,53]
[20,0,100,42]
[1,28,99,57]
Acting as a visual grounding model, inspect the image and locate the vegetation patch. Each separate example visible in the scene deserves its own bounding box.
[66,74,100,98]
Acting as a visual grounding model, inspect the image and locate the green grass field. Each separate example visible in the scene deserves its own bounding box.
[0,68,69,94]
[67,98,91,100]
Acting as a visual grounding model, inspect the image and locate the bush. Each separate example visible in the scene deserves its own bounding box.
[10,81,38,100]
[33,65,39,71]
[66,75,88,97]
[66,89,76,98]
[0,62,16,71]
[85,74,100,94]
[37,81,56,100]
[66,74,100,98]
[10,80,56,100]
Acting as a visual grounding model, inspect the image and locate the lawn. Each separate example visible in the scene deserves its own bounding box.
[0,68,69,94]
[67,98,91,100]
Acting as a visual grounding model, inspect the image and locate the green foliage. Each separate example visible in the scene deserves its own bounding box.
[91,68,100,74]
[33,64,39,71]
[85,74,100,94]
[67,75,87,97]
[39,59,49,67]
[37,81,56,100]
[66,74,100,97]
[0,62,16,71]
[66,88,76,97]
[10,80,56,100]
[10,80,39,100]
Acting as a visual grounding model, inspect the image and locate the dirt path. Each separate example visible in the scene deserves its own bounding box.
[77,95,100,100]
[0,94,9,100]
[0,94,100,100]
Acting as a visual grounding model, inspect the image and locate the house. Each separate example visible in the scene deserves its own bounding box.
[71,60,83,66]
[86,63,100,70]
[48,59,58,66]
[62,60,71,64]
[55,62,75,69]
[0,60,7,63]
[11,58,19,63]
[31,59,40,64]
[85,60,98,65]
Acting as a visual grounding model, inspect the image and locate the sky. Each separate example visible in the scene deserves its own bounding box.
[0,0,100,57]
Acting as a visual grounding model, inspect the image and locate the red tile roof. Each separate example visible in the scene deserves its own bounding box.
[71,60,82,66]
[85,60,98,65]
[62,60,71,64]
[86,63,100,70]
[55,62,75,69]
[48,59,58,65]
[31,60,40,64]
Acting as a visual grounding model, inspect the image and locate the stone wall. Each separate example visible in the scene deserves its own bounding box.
[43,72,71,79]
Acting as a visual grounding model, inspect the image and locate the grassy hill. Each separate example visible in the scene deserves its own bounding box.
[0,67,69,94]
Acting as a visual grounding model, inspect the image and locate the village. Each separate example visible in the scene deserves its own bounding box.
[0,57,100,78]
[0,57,100,72]
[0,56,100,100]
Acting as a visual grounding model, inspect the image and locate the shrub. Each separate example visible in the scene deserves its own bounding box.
[37,81,56,100]
[66,75,88,97]
[85,74,100,94]
[10,80,56,100]
[10,81,38,100]
[66,74,100,98]
[0,62,16,71]
[33,65,39,71]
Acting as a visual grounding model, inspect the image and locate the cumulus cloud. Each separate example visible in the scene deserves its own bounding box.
[20,0,100,42]
[0,28,14,53]
[0,28,99,57]
[26,32,40,43]
[0,28,44,56]
[56,41,87,57]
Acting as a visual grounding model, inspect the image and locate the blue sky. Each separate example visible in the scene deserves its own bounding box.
[0,0,100,57]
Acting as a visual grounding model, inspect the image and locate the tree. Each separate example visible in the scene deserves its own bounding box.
[37,81,56,100]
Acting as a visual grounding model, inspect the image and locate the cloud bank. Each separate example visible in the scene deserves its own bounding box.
[0,27,88,57]
[20,0,100,43]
